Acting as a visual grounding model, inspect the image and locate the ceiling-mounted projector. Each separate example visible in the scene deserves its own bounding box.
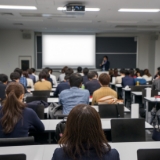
[66,4,85,12]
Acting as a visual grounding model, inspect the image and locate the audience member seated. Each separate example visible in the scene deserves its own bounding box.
[152,71,160,90]
[92,73,117,105]
[14,68,27,88]
[31,68,39,82]
[34,71,52,90]
[134,68,140,77]
[134,70,146,85]
[59,73,90,115]
[154,67,160,79]
[23,71,34,88]
[129,70,136,78]
[28,69,36,83]
[142,69,152,82]
[116,69,125,84]
[93,71,99,79]
[85,71,101,96]
[48,68,57,86]
[52,104,120,160]
[58,66,68,82]
[54,75,70,97]
[82,68,89,85]
[77,66,84,76]
[42,68,53,86]
[0,82,44,138]
[0,74,8,102]
[122,70,135,87]
[10,72,28,93]
[113,68,119,77]
[109,69,114,82]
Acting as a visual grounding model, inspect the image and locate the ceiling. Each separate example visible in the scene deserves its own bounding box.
[0,0,160,33]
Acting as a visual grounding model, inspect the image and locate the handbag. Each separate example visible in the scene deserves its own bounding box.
[48,103,63,119]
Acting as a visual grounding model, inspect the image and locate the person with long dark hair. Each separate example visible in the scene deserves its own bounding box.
[52,104,119,160]
[0,82,44,138]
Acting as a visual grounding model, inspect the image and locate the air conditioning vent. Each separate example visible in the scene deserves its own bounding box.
[116,25,158,29]
[13,23,23,25]
[0,13,13,16]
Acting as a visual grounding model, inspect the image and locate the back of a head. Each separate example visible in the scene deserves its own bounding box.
[39,71,48,81]
[109,70,114,76]
[28,69,33,75]
[88,71,96,79]
[93,71,98,78]
[31,68,36,73]
[23,71,29,78]
[14,68,22,76]
[129,70,134,77]
[65,68,74,76]
[83,68,89,76]
[0,74,8,83]
[69,73,82,87]
[157,67,160,71]
[62,66,68,73]
[10,72,20,81]
[125,70,130,76]
[120,69,125,75]
[1,82,25,134]
[158,71,160,77]
[59,104,110,159]
[99,73,110,86]
[77,66,82,73]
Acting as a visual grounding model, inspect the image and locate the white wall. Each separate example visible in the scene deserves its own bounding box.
[0,30,34,77]
[155,36,160,73]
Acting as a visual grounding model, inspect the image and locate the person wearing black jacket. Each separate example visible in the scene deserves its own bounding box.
[0,74,8,102]
[100,56,110,71]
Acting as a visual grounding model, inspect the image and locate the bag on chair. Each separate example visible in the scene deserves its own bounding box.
[55,120,66,142]
[48,103,63,119]
[98,96,123,104]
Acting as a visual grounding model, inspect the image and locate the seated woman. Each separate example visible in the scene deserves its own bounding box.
[92,73,117,105]
[142,69,152,82]
[52,104,119,160]
[34,71,52,90]
[134,70,146,85]
[23,71,34,88]
[0,82,44,138]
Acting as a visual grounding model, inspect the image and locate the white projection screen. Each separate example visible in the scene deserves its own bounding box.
[42,34,95,68]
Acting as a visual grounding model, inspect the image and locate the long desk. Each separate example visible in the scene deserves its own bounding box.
[47,97,93,103]
[0,142,160,160]
[131,91,142,103]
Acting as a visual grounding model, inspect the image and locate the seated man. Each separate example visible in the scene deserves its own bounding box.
[85,71,101,96]
[152,71,160,90]
[54,75,70,97]
[92,73,117,105]
[10,72,28,93]
[0,74,8,102]
[59,73,90,115]
[82,68,89,85]
[122,70,135,87]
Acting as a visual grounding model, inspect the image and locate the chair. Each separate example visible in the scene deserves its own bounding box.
[111,118,145,142]
[98,104,124,118]
[32,90,51,97]
[0,154,26,160]
[0,136,34,146]
[131,86,148,92]
[27,104,44,119]
[137,149,160,160]
[26,96,47,103]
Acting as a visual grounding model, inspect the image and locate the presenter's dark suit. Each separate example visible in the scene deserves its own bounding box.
[122,76,135,87]
[101,61,110,71]
[52,148,120,160]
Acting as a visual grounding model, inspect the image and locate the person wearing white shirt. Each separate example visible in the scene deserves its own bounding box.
[116,69,125,84]
[142,69,152,82]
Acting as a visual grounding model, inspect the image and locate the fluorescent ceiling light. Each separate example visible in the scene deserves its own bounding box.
[118,8,160,12]
[0,5,37,10]
[57,7,100,12]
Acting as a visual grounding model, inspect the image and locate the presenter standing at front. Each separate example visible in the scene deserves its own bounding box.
[100,56,110,71]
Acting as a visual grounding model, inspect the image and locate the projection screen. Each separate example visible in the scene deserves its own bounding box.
[42,34,95,68]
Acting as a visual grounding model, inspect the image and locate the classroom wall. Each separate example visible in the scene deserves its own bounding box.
[0,30,35,78]
[0,30,159,78]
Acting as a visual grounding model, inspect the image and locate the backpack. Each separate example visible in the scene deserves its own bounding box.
[55,120,66,142]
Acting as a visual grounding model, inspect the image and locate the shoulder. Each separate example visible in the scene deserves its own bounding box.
[59,89,70,96]
[106,149,119,159]
[23,107,37,115]
[81,89,90,94]
[52,148,68,160]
